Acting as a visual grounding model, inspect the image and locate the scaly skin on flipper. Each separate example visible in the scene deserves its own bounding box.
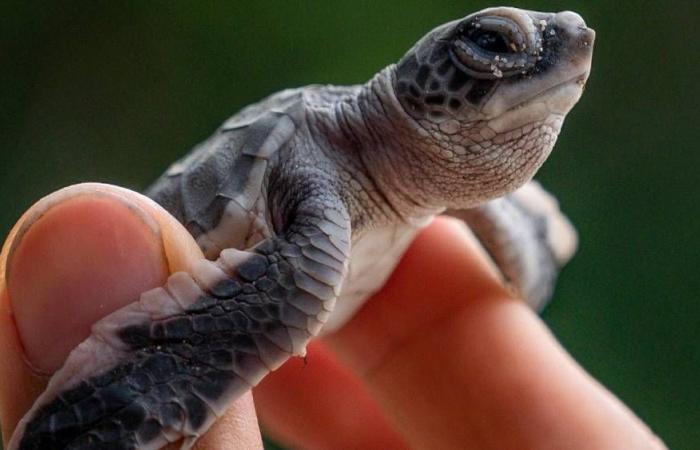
[10,7,594,449]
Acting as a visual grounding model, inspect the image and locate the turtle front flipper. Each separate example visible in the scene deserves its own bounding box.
[447,181,578,311]
[9,187,350,450]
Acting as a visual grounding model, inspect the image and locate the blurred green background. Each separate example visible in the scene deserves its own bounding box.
[1,1,698,449]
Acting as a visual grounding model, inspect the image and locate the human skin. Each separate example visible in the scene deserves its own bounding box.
[0,185,665,449]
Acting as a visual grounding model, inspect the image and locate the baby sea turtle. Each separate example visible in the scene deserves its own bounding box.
[10,7,595,449]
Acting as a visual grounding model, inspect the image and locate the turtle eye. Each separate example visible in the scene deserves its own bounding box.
[469,29,511,54]
[450,16,538,80]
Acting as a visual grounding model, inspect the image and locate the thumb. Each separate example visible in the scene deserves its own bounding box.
[0,183,261,449]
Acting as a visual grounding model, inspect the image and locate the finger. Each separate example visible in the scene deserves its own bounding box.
[322,217,665,449]
[0,183,262,450]
[254,341,408,450]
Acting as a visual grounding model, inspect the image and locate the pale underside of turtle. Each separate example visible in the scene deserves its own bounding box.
[9,7,595,450]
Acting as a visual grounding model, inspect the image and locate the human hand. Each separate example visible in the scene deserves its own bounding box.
[0,184,665,449]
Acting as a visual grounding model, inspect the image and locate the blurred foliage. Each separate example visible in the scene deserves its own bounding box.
[1,1,699,449]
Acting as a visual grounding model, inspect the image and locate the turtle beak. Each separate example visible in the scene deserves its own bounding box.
[553,10,595,83]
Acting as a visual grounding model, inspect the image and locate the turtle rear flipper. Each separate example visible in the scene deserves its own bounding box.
[448,181,578,311]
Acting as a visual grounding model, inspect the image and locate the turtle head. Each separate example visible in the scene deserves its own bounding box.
[389,7,595,208]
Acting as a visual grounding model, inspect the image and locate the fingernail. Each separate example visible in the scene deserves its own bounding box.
[5,191,169,374]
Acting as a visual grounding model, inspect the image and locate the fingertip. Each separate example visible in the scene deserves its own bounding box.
[4,187,171,374]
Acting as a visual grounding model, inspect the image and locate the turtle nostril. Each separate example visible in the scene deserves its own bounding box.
[582,27,596,42]
[553,10,595,48]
